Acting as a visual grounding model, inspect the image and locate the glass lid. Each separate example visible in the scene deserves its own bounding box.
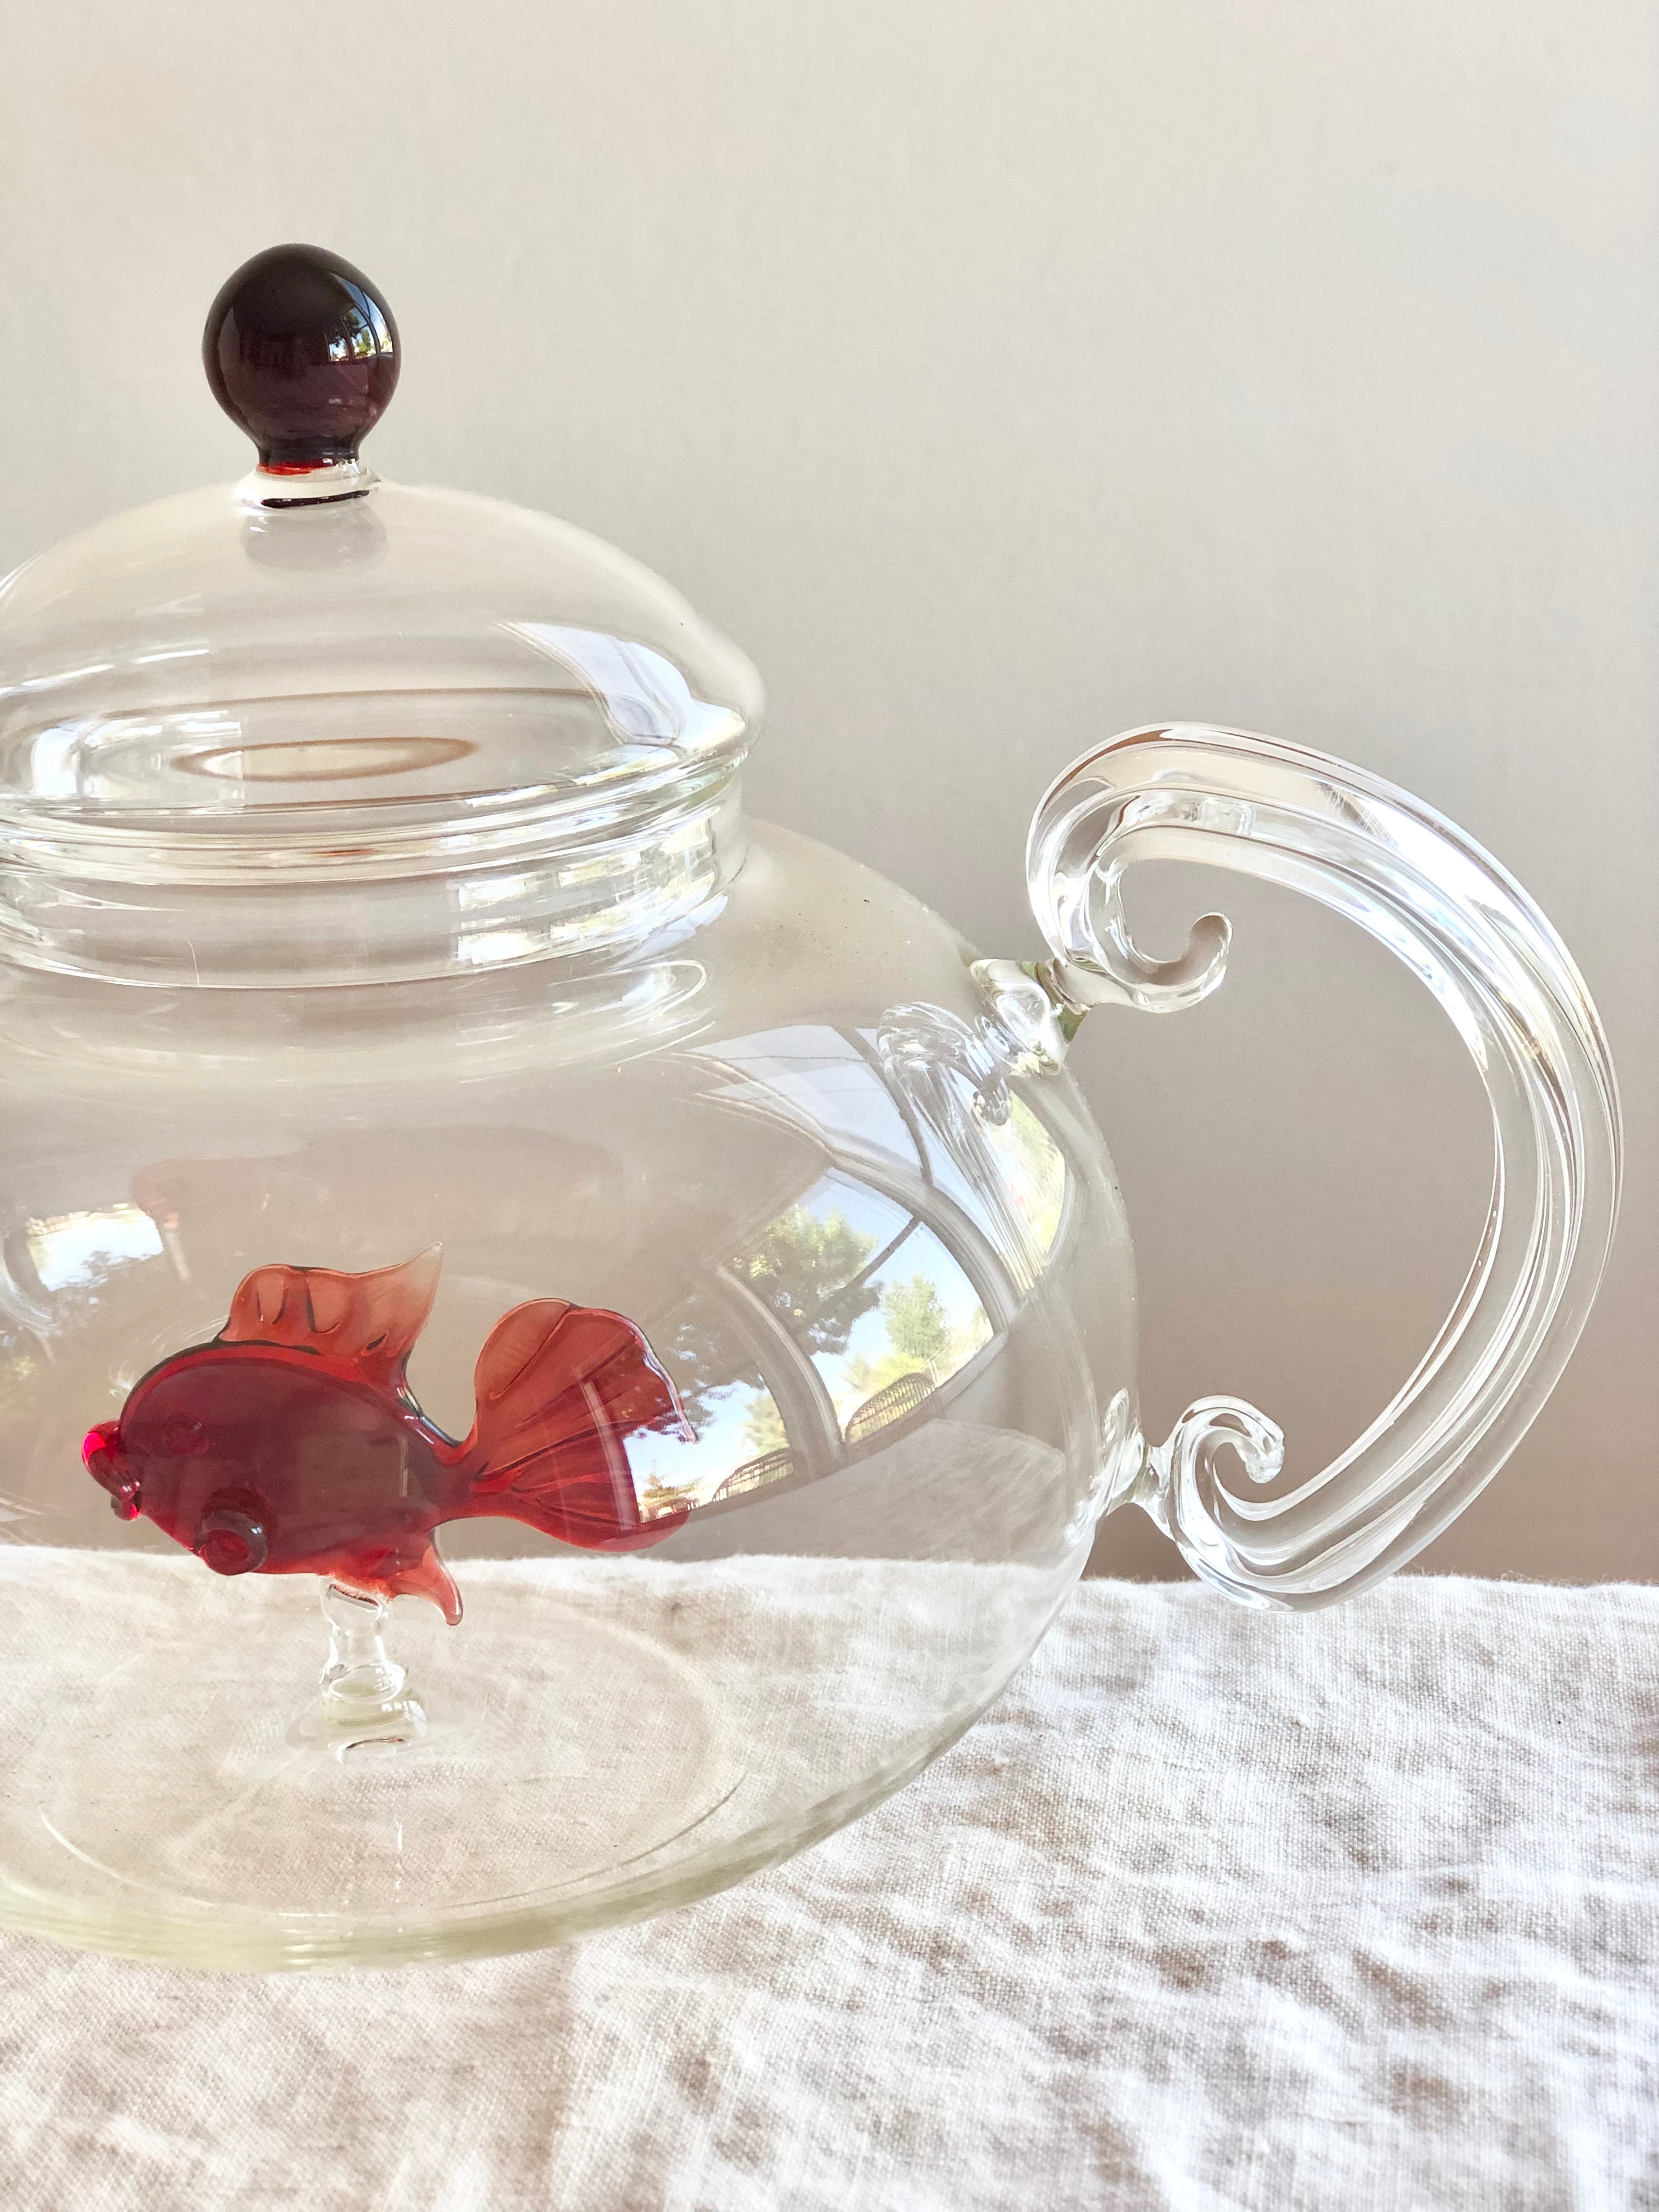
[0,245,764,985]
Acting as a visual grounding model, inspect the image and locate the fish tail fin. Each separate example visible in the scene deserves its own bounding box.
[461,1300,693,1551]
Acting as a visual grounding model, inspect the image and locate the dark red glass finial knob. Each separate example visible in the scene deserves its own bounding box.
[204,244,399,473]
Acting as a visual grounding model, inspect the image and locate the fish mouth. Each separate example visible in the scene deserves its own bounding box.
[82,1421,142,1520]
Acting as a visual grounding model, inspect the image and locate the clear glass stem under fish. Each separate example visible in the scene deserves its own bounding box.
[317,1582,425,1742]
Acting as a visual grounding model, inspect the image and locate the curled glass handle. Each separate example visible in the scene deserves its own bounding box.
[1017,723,1622,1610]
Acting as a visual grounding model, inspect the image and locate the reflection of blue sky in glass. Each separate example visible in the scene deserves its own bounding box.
[817,1222,989,1425]
[624,1022,1052,1508]
[799,1171,910,1265]
[626,1379,776,1509]
[622,1175,995,1508]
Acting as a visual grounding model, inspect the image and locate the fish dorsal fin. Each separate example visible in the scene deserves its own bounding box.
[219,1248,441,1386]
[469,1299,686,1480]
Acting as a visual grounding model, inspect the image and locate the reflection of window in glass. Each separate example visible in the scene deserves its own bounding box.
[627,1379,796,1516]
[717,1171,1003,1460]
[824,1224,992,1446]
[27,1205,163,1294]
[645,1025,1058,1513]
[731,1174,907,1355]
[625,1283,802,1513]
[623,1166,1006,1511]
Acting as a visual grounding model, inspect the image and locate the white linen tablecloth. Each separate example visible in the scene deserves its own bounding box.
[1,1575,1655,2211]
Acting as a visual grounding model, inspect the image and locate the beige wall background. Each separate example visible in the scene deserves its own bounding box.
[2,1,1654,1579]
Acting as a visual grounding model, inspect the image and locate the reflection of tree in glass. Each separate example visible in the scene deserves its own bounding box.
[739,1389,787,1457]
[842,1271,989,1408]
[735,1206,881,1354]
[992,1096,1066,1256]
[882,1274,953,1368]
[637,1470,701,1519]
[647,1207,882,1435]
[653,1312,757,1435]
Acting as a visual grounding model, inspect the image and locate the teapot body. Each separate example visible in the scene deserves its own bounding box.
[0,820,1138,1966]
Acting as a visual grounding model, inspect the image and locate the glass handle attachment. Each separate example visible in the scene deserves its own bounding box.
[1013,723,1622,1609]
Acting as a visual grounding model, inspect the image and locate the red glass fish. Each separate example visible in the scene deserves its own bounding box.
[81,1250,692,1623]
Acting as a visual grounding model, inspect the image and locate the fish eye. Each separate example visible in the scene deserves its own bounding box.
[196,1495,268,1577]
[160,1413,207,1458]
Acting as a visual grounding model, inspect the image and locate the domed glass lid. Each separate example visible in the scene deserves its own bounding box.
[0,245,763,872]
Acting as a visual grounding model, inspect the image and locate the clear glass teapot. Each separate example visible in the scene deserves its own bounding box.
[0,248,1620,1969]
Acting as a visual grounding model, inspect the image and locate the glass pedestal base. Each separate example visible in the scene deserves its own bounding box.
[0,1541,1069,1967]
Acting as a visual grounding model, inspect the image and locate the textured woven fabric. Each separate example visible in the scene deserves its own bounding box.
[2,1576,1656,2210]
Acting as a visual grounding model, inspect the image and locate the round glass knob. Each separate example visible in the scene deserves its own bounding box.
[202,242,399,472]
